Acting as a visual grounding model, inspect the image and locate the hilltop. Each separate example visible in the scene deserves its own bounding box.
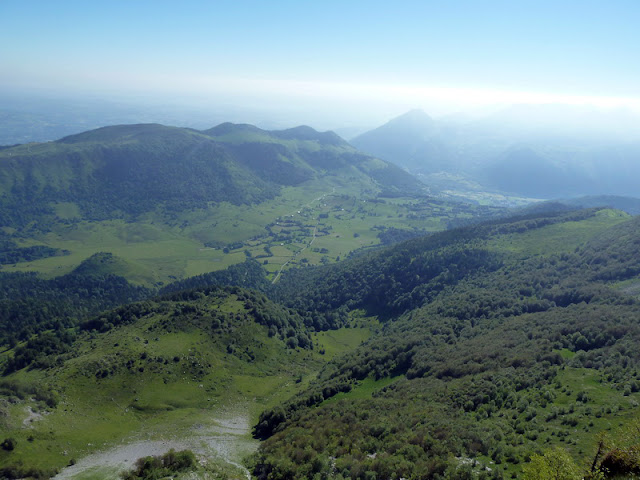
[351,109,452,175]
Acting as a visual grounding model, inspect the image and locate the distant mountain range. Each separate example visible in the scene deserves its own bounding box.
[351,109,451,174]
[351,108,640,200]
[0,122,425,228]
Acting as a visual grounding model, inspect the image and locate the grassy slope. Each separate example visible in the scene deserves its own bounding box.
[0,289,375,477]
[1,210,638,478]
[485,208,630,257]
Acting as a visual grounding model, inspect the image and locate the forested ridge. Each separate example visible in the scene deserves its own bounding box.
[271,208,602,317]
[0,253,152,356]
[159,258,270,295]
[2,208,640,478]
[251,210,640,479]
[0,238,68,265]
[0,123,425,229]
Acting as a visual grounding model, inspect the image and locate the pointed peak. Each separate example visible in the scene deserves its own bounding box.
[389,109,434,126]
[350,109,437,147]
[355,109,437,138]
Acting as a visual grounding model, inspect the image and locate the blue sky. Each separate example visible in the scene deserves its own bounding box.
[2,0,640,123]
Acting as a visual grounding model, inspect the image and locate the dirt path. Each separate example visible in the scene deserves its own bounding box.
[54,406,255,480]
[272,187,335,284]
[272,223,318,284]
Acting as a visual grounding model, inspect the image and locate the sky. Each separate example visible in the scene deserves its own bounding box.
[2,0,640,127]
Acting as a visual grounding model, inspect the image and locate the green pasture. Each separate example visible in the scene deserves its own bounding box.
[1,180,489,286]
[486,208,631,258]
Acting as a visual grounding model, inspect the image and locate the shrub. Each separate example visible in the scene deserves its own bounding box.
[1,437,16,451]
[120,449,197,479]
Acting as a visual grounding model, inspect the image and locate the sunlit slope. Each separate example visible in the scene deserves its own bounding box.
[0,122,424,228]
[0,285,372,477]
[253,210,640,479]
[2,208,639,478]
[0,122,440,285]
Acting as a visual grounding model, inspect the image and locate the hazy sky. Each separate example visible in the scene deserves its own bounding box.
[2,0,640,125]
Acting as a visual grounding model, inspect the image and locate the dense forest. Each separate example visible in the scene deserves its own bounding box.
[159,259,270,295]
[0,253,152,352]
[0,237,68,265]
[2,208,640,478]
[251,210,640,479]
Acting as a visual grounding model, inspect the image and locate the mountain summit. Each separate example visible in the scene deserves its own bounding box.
[351,109,450,174]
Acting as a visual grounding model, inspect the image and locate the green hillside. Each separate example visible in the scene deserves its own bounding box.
[3,208,640,478]
[0,285,374,478]
[252,209,640,479]
[0,253,152,347]
[554,195,640,215]
[5,122,640,479]
[0,123,505,288]
[0,123,424,228]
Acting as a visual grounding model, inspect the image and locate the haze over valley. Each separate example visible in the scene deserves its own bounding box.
[2,1,640,479]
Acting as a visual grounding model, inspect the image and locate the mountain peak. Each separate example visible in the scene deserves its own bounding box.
[350,109,445,173]
[387,109,435,130]
[352,110,436,144]
[396,108,432,121]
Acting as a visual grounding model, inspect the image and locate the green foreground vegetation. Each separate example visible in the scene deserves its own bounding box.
[2,208,640,479]
[250,209,640,479]
[0,284,377,478]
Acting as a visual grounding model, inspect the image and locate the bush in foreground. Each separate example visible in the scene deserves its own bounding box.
[120,449,196,480]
